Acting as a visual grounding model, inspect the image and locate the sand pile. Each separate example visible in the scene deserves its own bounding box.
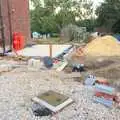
[84,36,120,56]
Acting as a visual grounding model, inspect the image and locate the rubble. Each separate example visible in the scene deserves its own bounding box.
[0,64,13,72]
[0,64,120,120]
[0,61,20,73]
[0,37,120,120]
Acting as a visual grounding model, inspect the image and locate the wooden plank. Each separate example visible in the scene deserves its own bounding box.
[32,91,73,112]
[56,61,68,72]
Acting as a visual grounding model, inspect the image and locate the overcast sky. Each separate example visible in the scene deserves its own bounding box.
[92,0,104,7]
[30,0,104,10]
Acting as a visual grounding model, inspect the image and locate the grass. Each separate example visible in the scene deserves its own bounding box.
[35,37,85,45]
[36,37,68,44]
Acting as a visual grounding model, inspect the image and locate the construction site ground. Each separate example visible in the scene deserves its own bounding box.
[85,56,120,89]
[0,56,120,120]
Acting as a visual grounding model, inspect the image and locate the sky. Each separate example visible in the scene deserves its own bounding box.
[89,0,104,18]
[30,0,104,10]
[92,0,104,7]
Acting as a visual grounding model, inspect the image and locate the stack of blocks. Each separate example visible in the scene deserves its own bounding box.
[93,84,116,107]
[84,75,120,108]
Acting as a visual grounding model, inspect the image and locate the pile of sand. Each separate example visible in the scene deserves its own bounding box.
[84,36,120,56]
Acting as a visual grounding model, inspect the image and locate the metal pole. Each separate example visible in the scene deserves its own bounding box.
[0,0,5,55]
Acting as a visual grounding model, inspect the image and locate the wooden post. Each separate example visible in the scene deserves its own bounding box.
[49,44,52,57]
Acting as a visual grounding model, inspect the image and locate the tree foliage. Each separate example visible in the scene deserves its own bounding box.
[76,19,97,32]
[30,0,93,33]
[96,0,120,32]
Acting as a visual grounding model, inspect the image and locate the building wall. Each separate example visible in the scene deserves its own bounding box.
[0,0,30,50]
[0,0,11,47]
[10,0,31,44]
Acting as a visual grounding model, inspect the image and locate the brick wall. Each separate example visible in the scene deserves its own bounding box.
[0,0,11,47]
[0,0,30,50]
[10,0,31,44]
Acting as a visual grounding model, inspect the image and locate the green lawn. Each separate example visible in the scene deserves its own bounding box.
[36,37,84,45]
[36,37,66,44]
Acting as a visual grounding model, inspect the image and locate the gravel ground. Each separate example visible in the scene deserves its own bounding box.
[0,60,120,120]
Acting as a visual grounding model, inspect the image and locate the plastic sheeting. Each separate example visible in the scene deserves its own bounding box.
[8,45,72,58]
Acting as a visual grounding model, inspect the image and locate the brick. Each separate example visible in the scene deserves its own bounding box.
[95,91,116,100]
[0,0,30,49]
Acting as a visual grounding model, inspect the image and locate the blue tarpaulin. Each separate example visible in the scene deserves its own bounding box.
[113,34,120,41]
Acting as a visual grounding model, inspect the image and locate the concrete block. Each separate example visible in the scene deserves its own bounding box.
[0,64,13,72]
[28,59,41,71]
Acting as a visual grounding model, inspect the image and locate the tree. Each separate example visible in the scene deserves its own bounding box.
[96,0,120,31]
[55,10,76,32]
[30,0,93,33]
[112,19,120,33]
[76,19,97,32]
[73,0,93,20]
[30,0,57,33]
